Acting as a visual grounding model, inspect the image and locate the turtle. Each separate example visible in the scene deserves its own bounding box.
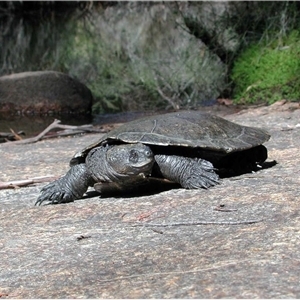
[35,110,272,205]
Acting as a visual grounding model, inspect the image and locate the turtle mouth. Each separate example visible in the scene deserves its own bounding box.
[126,144,154,172]
[128,158,154,175]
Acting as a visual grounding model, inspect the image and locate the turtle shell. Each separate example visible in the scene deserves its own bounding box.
[70,111,270,165]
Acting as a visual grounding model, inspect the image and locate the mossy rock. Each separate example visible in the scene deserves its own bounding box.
[231,30,300,104]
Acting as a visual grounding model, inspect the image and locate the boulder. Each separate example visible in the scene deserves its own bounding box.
[0,71,93,115]
[90,2,226,108]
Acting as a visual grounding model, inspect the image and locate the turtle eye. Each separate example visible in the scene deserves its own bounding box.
[129,150,139,163]
[145,150,152,157]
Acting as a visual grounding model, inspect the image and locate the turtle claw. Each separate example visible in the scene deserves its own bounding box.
[35,180,75,206]
[184,160,220,189]
[154,155,219,190]
[35,164,91,206]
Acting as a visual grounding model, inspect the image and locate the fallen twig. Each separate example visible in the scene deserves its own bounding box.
[213,204,238,212]
[76,235,92,241]
[10,128,23,141]
[132,219,263,227]
[5,119,107,145]
[0,130,25,142]
[0,175,58,189]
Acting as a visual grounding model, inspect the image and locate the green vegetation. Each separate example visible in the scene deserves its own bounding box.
[232,30,300,104]
[2,2,300,111]
[58,21,160,113]
[58,8,226,114]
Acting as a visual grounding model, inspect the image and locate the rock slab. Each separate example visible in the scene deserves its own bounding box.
[0,102,300,298]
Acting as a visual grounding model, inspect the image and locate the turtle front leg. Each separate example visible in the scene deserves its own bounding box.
[35,164,94,206]
[154,155,219,189]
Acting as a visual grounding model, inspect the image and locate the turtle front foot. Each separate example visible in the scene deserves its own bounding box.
[35,179,76,206]
[155,155,219,190]
[183,158,219,189]
[35,164,91,206]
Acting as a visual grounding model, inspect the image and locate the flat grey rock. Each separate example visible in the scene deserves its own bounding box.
[0,102,299,298]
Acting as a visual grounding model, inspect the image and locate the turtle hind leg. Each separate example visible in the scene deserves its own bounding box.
[154,154,219,189]
[35,164,93,206]
[216,145,274,177]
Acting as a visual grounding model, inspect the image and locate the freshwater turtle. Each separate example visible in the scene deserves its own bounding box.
[36,111,271,205]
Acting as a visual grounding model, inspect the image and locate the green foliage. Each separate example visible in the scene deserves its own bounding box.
[231,30,300,104]
[72,33,161,112]
[54,6,226,114]
[57,22,133,113]
[5,2,300,111]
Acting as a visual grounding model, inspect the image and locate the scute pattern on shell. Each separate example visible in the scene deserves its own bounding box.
[71,111,270,165]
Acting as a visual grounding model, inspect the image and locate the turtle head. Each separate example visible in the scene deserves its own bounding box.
[106,143,154,176]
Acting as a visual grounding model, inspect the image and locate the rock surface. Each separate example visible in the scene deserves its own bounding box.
[0,102,300,298]
[0,71,93,115]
